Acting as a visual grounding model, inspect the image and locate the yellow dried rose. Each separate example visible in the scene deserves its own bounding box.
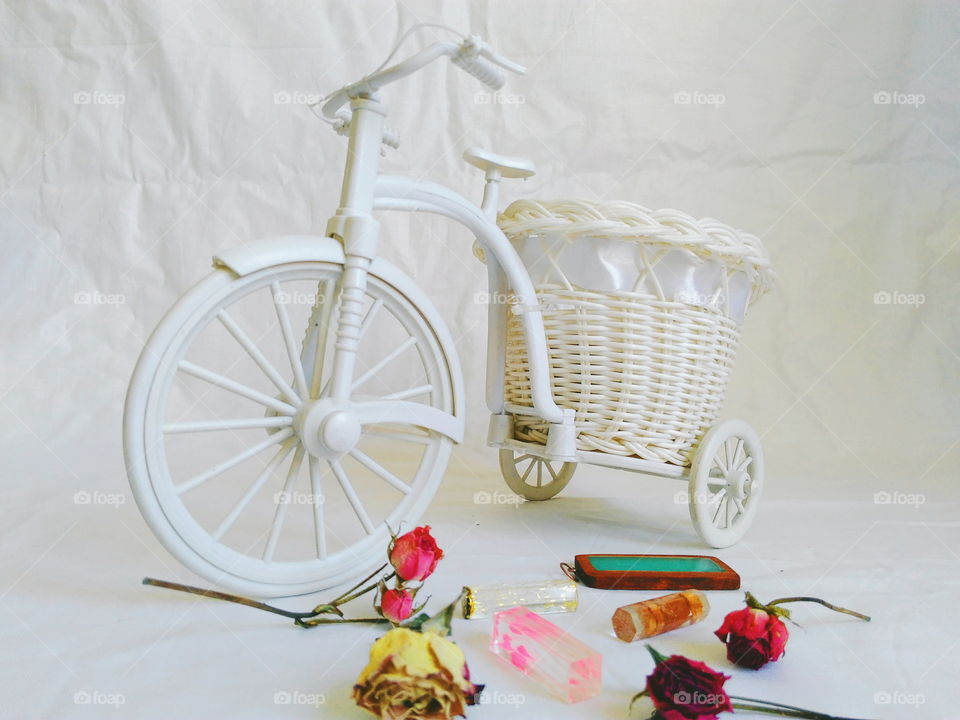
[353,627,482,720]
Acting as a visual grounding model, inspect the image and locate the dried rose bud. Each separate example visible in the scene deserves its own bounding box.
[389,526,443,582]
[380,588,414,624]
[715,605,789,669]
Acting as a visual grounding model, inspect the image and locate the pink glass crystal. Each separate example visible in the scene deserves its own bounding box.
[489,606,602,703]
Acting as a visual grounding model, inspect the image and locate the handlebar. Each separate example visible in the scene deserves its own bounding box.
[320,34,525,121]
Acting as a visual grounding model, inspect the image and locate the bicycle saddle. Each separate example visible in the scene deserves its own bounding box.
[463,146,536,179]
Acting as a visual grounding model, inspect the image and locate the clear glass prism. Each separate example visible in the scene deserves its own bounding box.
[489,606,601,703]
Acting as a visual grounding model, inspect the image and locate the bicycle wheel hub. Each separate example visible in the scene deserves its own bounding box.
[730,471,750,501]
[295,400,362,458]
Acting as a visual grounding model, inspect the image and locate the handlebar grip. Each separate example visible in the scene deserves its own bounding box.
[451,53,506,90]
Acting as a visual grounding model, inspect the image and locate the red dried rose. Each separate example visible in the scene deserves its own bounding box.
[389,526,444,582]
[635,644,872,720]
[715,606,789,670]
[645,648,733,720]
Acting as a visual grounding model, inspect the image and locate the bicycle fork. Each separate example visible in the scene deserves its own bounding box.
[300,97,387,404]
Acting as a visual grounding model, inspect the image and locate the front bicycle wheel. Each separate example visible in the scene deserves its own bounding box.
[124,261,455,597]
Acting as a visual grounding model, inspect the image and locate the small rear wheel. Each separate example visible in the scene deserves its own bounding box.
[499,449,575,501]
[688,419,763,547]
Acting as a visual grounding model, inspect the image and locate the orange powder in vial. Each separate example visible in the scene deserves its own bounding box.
[612,589,710,642]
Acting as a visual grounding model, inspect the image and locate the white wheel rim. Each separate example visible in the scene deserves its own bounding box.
[127,263,454,596]
[500,450,575,501]
[689,419,763,548]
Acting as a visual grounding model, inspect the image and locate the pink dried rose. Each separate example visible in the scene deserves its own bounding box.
[380,588,415,624]
[389,526,444,582]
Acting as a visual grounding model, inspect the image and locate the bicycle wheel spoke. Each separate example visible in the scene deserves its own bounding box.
[726,496,737,527]
[720,439,733,473]
[329,459,375,534]
[211,438,296,540]
[732,438,746,471]
[270,282,310,399]
[357,298,383,341]
[713,496,726,525]
[306,281,337,400]
[178,360,297,415]
[351,336,417,392]
[263,445,305,562]
[308,456,327,559]
[363,427,432,445]
[380,384,433,401]
[163,417,292,434]
[218,309,299,403]
[725,439,737,470]
[348,449,412,494]
[177,428,294,495]
[707,475,728,493]
[520,459,536,483]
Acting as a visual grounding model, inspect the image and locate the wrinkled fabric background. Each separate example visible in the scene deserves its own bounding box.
[2,1,957,718]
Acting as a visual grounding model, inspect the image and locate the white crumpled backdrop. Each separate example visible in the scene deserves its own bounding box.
[2,1,958,718]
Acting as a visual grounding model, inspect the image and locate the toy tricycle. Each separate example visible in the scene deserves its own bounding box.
[124,29,772,597]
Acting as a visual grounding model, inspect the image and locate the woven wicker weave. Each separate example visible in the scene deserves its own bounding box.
[499,199,772,467]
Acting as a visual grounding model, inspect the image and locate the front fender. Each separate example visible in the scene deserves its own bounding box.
[213,235,465,443]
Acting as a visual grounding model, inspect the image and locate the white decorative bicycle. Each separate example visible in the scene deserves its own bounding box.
[125,29,770,598]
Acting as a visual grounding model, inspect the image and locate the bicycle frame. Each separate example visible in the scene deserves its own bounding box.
[323,96,575,455]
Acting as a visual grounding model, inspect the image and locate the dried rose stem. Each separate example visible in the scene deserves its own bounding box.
[730,696,873,720]
[328,571,395,608]
[327,563,389,604]
[766,597,871,622]
[295,616,389,628]
[142,578,319,620]
[144,562,395,626]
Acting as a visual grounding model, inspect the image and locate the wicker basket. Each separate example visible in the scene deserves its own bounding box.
[499,199,774,468]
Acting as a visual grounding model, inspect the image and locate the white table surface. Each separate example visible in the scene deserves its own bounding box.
[3,444,956,720]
